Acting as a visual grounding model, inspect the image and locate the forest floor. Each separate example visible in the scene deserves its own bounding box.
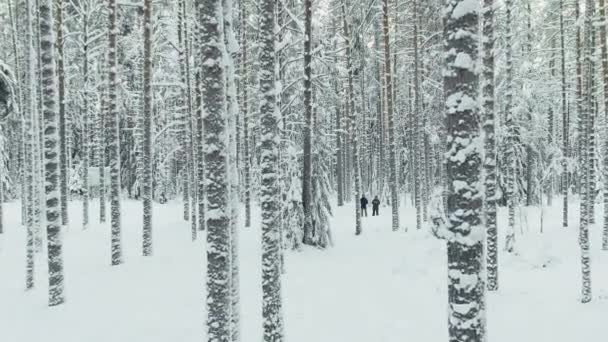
[1,198,608,341]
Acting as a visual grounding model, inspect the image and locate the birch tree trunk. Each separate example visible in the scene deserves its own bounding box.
[482,0,498,291]
[443,0,486,339]
[39,0,65,306]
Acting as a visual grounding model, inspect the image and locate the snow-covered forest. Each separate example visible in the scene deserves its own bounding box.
[0,0,607,341]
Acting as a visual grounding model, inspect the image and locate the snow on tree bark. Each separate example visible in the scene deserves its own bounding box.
[24,0,36,290]
[578,0,593,303]
[55,0,68,228]
[443,0,486,340]
[198,0,232,340]
[341,0,362,236]
[81,6,90,230]
[559,0,568,229]
[482,0,498,291]
[504,0,515,253]
[142,0,153,256]
[107,0,122,266]
[302,0,315,246]
[239,0,251,228]
[381,0,399,232]
[99,50,107,224]
[177,0,191,224]
[222,0,241,338]
[39,0,65,306]
[259,0,285,339]
[412,0,422,230]
[601,0,608,250]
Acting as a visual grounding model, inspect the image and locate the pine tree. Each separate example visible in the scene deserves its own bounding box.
[482,0,498,291]
[382,0,399,232]
[443,0,486,339]
[302,0,314,245]
[142,0,153,256]
[259,0,284,338]
[198,0,232,339]
[40,0,65,306]
[107,0,122,266]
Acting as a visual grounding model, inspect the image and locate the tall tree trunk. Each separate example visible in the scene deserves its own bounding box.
[25,0,36,290]
[178,0,190,223]
[258,0,284,338]
[382,0,399,231]
[483,0,498,291]
[142,0,153,256]
[302,0,314,245]
[560,0,568,228]
[199,0,232,339]
[39,0,65,306]
[504,0,516,253]
[413,0,422,230]
[55,0,68,228]
[525,2,534,207]
[342,0,362,236]
[443,0,486,340]
[81,4,90,230]
[576,1,584,199]
[600,0,608,249]
[578,0,593,303]
[222,0,241,338]
[99,52,107,224]
[107,0,122,266]
[239,0,251,227]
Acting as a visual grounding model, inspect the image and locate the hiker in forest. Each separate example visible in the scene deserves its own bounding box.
[360,195,368,217]
[372,196,380,216]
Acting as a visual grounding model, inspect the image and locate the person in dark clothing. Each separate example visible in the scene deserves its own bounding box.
[360,195,368,217]
[372,196,380,216]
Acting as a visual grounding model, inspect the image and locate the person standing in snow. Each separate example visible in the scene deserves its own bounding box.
[360,195,368,217]
[372,196,380,216]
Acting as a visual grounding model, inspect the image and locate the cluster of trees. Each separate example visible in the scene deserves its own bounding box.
[1,0,608,340]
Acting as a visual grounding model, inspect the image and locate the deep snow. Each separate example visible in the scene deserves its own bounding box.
[1,198,608,341]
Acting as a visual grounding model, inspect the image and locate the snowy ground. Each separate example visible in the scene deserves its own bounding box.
[1,198,608,341]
